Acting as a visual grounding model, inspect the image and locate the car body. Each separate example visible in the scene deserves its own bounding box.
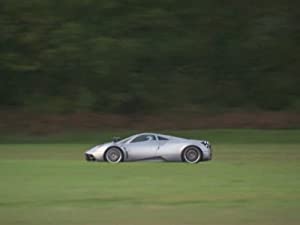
[85,133,212,163]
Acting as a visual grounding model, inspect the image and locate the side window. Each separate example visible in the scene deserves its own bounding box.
[158,136,169,141]
[131,135,156,143]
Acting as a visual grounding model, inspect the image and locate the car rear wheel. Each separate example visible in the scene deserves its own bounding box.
[105,147,123,163]
[183,146,202,164]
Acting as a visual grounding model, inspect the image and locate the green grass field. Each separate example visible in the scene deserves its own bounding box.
[0,129,300,225]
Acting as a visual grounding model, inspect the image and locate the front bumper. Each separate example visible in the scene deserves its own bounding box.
[85,153,96,161]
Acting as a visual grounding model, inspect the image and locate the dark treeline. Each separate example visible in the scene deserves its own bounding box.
[0,0,299,114]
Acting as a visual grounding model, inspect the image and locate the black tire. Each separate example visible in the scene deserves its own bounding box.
[182,146,202,164]
[104,147,123,163]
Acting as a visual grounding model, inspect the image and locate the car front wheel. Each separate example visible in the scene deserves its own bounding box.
[105,147,123,163]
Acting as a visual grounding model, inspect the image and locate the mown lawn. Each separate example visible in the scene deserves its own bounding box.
[0,129,299,225]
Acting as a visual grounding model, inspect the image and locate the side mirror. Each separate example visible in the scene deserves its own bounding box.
[113,137,121,142]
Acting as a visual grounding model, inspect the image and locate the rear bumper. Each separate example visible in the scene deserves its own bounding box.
[202,147,212,161]
[207,147,213,160]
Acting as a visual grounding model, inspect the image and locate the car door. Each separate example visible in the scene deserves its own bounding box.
[124,134,159,161]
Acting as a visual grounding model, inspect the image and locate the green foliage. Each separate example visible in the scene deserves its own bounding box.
[0,0,299,113]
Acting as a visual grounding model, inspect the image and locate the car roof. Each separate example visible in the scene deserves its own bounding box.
[137,133,185,140]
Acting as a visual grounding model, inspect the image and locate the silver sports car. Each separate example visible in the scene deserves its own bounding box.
[85,133,212,163]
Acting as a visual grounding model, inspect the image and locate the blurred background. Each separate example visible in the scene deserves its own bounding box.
[0,0,299,132]
[1,2,300,225]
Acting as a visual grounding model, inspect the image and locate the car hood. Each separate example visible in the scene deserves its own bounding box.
[85,142,114,154]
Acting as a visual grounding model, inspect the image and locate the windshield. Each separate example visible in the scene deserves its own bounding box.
[117,136,133,144]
